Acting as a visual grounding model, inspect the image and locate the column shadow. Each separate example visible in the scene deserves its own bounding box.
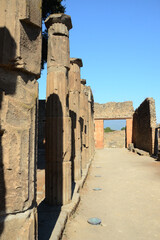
[38,93,63,240]
[69,110,76,196]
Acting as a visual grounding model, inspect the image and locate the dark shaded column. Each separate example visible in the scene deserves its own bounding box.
[69,58,83,181]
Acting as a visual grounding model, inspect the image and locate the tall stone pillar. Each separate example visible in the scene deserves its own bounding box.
[45,14,72,205]
[126,118,133,148]
[86,86,94,161]
[0,1,42,239]
[69,58,83,181]
[94,120,104,149]
[80,79,87,169]
[84,86,89,164]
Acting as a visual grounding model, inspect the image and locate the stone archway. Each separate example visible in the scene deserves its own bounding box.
[94,102,134,149]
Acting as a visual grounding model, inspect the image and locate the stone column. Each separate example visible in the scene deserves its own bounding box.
[84,86,89,164]
[0,1,42,239]
[86,86,94,161]
[69,58,83,181]
[94,120,104,149]
[45,14,72,205]
[126,118,133,148]
[80,79,87,169]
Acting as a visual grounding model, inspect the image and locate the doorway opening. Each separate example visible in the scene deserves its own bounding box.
[103,119,126,148]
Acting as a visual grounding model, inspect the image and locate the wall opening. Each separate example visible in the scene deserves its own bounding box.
[103,119,126,148]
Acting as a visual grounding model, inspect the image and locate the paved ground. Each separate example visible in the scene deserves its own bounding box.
[62,148,160,240]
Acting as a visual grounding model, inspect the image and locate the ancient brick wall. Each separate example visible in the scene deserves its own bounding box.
[0,1,42,239]
[132,98,156,155]
[94,101,134,119]
[94,120,104,149]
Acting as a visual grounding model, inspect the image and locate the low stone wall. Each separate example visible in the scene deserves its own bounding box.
[104,130,125,148]
[132,98,156,155]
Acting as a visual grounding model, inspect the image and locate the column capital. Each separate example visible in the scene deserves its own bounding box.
[70,58,83,67]
[45,13,72,30]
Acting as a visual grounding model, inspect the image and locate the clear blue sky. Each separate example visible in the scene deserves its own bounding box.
[38,0,160,125]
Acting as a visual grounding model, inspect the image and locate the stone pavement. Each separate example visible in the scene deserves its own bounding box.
[62,148,160,240]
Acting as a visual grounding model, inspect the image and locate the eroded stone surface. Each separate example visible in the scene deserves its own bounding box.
[0,1,42,239]
[94,101,134,119]
[133,98,156,155]
[45,14,72,206]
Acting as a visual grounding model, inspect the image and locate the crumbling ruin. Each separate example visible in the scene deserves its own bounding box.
[0,2,159,239]
[94,99,158,158]
[0,1,42,239]
[94,101,134,149]
[0,5,95,238]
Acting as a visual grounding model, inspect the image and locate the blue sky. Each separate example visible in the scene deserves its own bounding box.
[38,0,160,126]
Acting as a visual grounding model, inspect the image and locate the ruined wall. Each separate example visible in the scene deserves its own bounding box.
[94,101,134,119]
[104,130,125,148]
[132,98,156,155]
[0,1,42,239]
[94,101,134,149]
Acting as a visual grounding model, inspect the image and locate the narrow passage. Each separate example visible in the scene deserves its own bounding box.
[62,148,160,240]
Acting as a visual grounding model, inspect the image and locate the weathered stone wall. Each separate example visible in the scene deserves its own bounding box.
[0,1,42,239]
[94,101,134,149]
[94,101,134,119]
[132,98,156,155]
[104,130,125,148]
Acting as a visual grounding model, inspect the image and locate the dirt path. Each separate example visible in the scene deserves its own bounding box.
[62,148,160,240]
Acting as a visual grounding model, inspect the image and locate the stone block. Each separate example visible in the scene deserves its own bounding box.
[0,69,38,215]
[62,161,71,205]
[94,101,134,119]
[47,35,70,69]
[0,0,42,76]
[0,208,37,240]
[20,21,41,75]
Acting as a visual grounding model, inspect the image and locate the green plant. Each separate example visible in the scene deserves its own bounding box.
[104,127,115,133]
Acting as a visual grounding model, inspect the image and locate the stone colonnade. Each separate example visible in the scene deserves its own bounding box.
[0,8,95,238]
[0,0,42,239]
[45,14,95,206]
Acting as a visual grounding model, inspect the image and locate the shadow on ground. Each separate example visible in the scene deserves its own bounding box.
[38,200,61,240]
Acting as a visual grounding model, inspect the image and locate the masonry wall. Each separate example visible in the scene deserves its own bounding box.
[94,101,134,119]
[94,101,134,149]
[132,98,156,155]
